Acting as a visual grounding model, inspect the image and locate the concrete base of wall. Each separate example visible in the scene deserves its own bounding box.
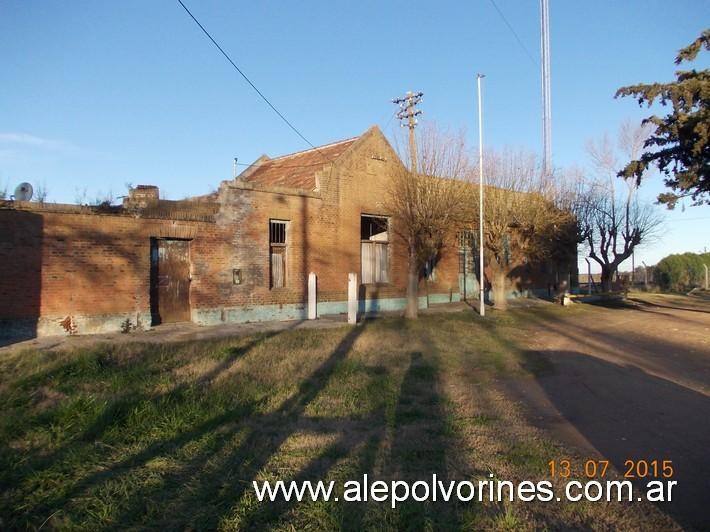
[459,273,479,301]
[1,288,550,340]
[40,312,153,337]
[193,292,460,326]
[193,304,310,326]
[455,277,549,303]
[490,287,550,301]
[0,312,153,339]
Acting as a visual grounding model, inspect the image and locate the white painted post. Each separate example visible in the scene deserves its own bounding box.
[704,264,708,290]
[348,273,358,325]
[308,272,317,320]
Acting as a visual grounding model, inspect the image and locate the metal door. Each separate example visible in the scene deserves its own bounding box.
[150,239,191,323]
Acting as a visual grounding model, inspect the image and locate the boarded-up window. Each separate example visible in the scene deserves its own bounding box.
[361,215,389,284]
[270,220,287,288]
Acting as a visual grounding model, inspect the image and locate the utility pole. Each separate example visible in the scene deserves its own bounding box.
[540,0,552,176]
[477,74,485,317]
[393,91,423,172]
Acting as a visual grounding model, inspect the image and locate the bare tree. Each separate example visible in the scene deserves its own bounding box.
[74,186,115,206]
[576,189,662,292]
[74,186,89,205]
[618,119,655,162]
[468,149,577,309]
[576,123,663,292]
[385,125,470,319]
[389,132,577,315]
[93,188,115,207]
[33,181,49,203]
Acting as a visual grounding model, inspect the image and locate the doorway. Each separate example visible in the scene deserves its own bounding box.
[150,238,191,324]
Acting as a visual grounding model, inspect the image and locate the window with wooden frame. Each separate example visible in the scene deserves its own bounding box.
[361,215,389,284]
[269,220,288,288]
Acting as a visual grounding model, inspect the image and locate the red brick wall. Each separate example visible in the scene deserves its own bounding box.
[214,127,462,310]
[0,203,229,334]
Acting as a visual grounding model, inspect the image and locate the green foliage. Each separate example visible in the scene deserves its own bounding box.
[615,29,710,208]
[654,252,710,290]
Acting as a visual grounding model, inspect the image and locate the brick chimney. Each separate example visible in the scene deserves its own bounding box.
[123,185,159,209]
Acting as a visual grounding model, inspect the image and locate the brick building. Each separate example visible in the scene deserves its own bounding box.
[0,126,573,339]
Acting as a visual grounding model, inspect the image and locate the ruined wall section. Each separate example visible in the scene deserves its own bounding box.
[0,202,223,337]
[323,129,462,306]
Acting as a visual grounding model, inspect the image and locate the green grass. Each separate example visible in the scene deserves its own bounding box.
[0,307,671,530]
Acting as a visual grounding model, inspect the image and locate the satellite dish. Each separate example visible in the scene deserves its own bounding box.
[14,182,33,201]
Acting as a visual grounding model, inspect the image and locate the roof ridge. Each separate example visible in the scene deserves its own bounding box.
[269,136,359,162]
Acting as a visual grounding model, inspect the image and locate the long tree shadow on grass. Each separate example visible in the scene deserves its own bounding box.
[102,322,371,530]
[1,328,291,529]
[214,324,472,530]
[240,346,472,530]
[7,316,489,529]
[384,349,468,529]
[111,320,476,530]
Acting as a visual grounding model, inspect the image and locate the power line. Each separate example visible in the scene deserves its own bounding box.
[176,0,327,159]
[381,109,398,134]
[488,0,538,66]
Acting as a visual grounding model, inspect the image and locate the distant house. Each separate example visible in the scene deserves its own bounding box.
[0,126,575,339]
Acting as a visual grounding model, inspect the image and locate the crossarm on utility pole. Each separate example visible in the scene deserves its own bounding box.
[392,91,423,172]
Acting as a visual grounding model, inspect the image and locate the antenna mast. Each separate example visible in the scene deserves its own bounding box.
[540,0,552,176]
[392,91,423,172]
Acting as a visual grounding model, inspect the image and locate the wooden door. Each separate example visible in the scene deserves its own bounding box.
[150,239,191,323]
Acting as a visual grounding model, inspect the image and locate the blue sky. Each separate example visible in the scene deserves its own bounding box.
[1,1,708,271]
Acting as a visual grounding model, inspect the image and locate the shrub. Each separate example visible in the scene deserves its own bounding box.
[654,252,710,291]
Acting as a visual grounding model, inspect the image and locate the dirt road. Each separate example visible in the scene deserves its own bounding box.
[504,301,710,530]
